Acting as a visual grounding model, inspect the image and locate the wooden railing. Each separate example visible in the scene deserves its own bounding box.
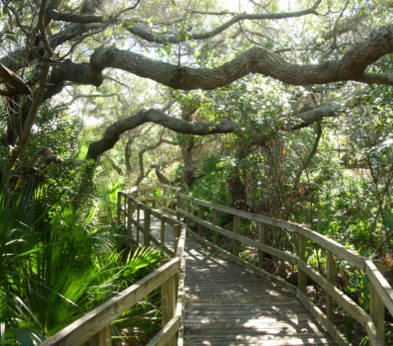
[40,184,185,346]
[117,185,181,255]
[172,191,393,346]
[40,184,393,346]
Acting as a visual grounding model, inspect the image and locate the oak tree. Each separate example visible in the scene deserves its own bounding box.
[0,0,392,176]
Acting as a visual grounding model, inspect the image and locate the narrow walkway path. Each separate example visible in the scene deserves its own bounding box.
[183,233,336,346]
[137,213,336,345]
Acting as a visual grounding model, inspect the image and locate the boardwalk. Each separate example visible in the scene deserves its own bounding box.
[139,213,336,345]
[183,234,336,346]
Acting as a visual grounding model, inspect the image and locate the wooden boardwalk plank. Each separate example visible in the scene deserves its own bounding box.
[135,212,336,345]
[183,234,336,346]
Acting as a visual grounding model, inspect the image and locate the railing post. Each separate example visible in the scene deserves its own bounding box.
[233,215,240,257]
[198,205,204,236]
[298,233,308,293]
[258,223,264,269]
[91,325,111,346]
[144,208,151,247]
[326,250,334,321]
[370,260,385,343]
[144,190,148,205]
[186,200,191,228]
[163,187,167,208]
[174,224,181,255]
[161,260,177,346]
[176,195,181,220]
[213,209,218,245]
[127,198,132,237]
[161,216,166,247]
[123,193,128,220]
[136,204,140,244]
[117,192,122,224]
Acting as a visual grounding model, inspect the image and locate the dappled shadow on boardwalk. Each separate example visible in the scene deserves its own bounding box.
[183,234,336,346]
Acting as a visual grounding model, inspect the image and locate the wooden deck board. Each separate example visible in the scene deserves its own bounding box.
[136,212,336,345]
[183,234,336,346]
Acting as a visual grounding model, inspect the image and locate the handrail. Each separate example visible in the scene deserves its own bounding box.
[118,184,186,346]
[174,191,392,346]
[40,184,393,345]
[40,185,185,346]
[177,192,366,270]
[39,258,180,346]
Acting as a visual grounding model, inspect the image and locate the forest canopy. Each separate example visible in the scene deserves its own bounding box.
[0,0,392,160]
[0,0,392,251]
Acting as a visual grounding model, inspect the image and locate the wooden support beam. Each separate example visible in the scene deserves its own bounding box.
[163,187,167,208]
[161,216,166,247]
[91,325,111,346]
[136,204,140,244]
[213,209,218,245]
[174,224,181,255]
[117,192,122,225]
[177,195,181,220]
[198,205,204,236]
[144,208,151,247]
[258,223,264,269]
[232,215,240,257]
[298,234,308,293]
[186,200,191,228]
[127,198,132,237]
[370,260,385,343]
[123,193,127,220]
[161,261,178,346]
[326,250,334,321]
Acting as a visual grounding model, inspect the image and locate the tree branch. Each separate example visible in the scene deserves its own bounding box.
[155,165,172,185]
[86,109,238,161]
[5,62,50,170]
[44,25,393,97]
[86,105,339,161]
[127,0,321,44]
[45,9,111,24]
[134,132,169,185]
[0,62,31,95]
[355,73,393,85]
[293,121,323,188]
[290,106,337,129]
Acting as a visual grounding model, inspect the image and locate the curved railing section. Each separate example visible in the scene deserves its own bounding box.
[40,184,185,346]
[173,191,393,346]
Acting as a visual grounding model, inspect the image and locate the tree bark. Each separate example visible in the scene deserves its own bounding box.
[86,106,338,162]
[51,25,393,92]
[181,136,196,187]
[86,108,237,161]
[229,173,249,211]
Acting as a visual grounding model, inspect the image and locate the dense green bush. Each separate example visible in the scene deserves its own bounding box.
[0,180,164,345]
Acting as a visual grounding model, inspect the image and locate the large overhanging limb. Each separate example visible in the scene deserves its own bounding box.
[86,109,238,161]
[46,24,393,96]
[103,23,393,87]
[86,106,339,162]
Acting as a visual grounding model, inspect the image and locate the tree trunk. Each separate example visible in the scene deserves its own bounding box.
[181,136,196,187]
[229,173,249,211]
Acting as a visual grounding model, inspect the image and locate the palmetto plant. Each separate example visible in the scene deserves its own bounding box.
[0,182,164,345]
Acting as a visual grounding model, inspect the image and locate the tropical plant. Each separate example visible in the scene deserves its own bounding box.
[0,181,165,345]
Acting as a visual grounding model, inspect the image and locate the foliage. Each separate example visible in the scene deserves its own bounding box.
[0,180,165,345]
